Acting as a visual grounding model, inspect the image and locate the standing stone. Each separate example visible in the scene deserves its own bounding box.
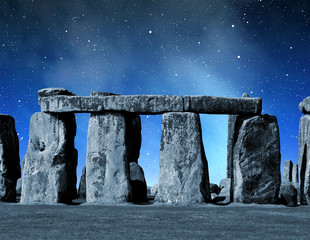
[283,160,293,182]
[16,178,22,196]
[226,93,253,203]
[86,112,132,203]
[299,114,310,205]
[279,182,298,207]
[233,114,281,204]
[292,164,299,183]
[90,92,142,164]
[129,162,147,202]
[0,115,21,202]
[21,112,77,204]
[150,184,159,197]
[216,178,231,205]
[78,166,86,199]
[157,112,211,204]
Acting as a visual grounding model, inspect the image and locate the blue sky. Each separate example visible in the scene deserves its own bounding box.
[0,0,309,186]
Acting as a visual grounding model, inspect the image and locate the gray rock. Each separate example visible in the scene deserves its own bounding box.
[0,114,21,202]
[157,112,211,204]
[39,96,106,113]
[292,164,299,183]
[279,182,298,207]
[299,96,310,114]
[86,112,131,204]
[38,88,75,97]
[217,178,231,205]
[227,114,238,179]
[210,183,220,195]
[226,93,252,179]
[16,178,22,196]
[39,95,184,114]
[283,160,293,182]
[233,115,281,204]
[129,162,147,202]
[21,112,77,204]
[184,95,262,114]
[211,193,226,203]
[298,114,310,205]
[78,166,86,199]
[90,91,118,97]
[150,184,158,197]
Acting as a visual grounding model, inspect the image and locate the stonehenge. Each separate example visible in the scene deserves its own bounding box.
[1,88,308,206]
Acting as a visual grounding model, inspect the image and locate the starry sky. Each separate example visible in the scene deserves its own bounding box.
[0,0,309,187]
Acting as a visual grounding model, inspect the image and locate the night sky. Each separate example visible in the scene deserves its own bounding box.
[1,0,309,187]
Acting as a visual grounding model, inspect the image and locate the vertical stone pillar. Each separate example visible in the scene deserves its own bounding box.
[298,114,310,205]
[283,160,293,182]
[21,112,77,203]
[0,114,21,202]
[233,114,281,204]
[86,112,132,203]
[22,88,77,204]
[157,112,211,204]
[292,164,299,183]
[226,93,253,203]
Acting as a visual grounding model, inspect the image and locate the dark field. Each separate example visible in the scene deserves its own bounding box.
[0,202,309,240]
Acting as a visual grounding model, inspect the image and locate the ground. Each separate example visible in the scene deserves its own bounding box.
[0,202,309,240]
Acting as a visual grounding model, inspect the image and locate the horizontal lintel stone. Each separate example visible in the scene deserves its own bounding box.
[39,95,184,114]
[184,95,262,115]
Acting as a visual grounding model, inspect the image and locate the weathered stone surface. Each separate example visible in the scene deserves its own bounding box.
[279,182,298,207]
[299,96,310,114]
[0,114,21,202]
[283,160,293,182]
[184,95,262,114]
[292,164,299,183]
[78,166,86,199]
[216,178,231,205]
[90,91,117,97]
[210,183,220,195]
[21,112,77,204]
[150,184,158,197]
[233,114,281,204]
[157,112,211,204]
[39,96,105,113]
[226,93,251,179]
[129,162,147,202]
[299,114,310,205]
[86,113,131,204]
[227,114,238,179]
[16,178,22,196]
[39,95,184,114]
[38,88,75,98]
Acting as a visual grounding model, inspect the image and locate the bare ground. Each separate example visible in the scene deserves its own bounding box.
[0,201,309,240]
